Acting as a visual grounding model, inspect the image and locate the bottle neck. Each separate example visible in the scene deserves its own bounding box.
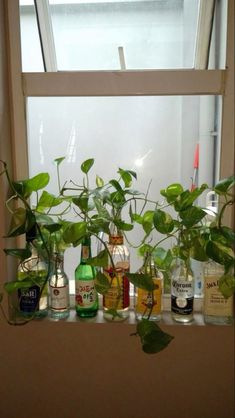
[108,223,124,245]
[142,252,156,275]
[80,237,92,261]
[53,252,65,272]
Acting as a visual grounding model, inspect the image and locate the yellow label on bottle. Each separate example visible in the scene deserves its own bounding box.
[103,271,129,310]
[204,275,234,316]
[136,277,162,315]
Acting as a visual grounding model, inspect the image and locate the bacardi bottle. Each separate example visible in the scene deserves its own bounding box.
[103,229,130,321]
[203,260,234,325]
[18,228,48,318]
[75,236,98,318]
[171,259,194,323]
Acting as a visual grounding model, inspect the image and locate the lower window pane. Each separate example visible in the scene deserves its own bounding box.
[27,95,221,294]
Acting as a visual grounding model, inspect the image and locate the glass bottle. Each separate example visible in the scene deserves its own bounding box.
[17,229,48,318]
[103,228,130,321]
[203,260,234,325]
[135,252,163,321]
[75,236,98,318]
[171,259,194,323]
[49,251,70,319]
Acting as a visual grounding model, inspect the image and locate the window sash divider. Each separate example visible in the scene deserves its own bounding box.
[22,69,225,97]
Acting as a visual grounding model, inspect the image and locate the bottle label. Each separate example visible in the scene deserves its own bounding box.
[136,278,162,315]
[204,276,234,316]
[18,285,40,313]
[75,280,97,308]
[50,285,69,310]
[171,279,194,315]
[81,246,89,260]
[103,269,129,310]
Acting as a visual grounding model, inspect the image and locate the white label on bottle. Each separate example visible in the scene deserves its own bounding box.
[50,285,69,310]
[75,280,96,308]
[171,279,194,298]
[204,276,234,316]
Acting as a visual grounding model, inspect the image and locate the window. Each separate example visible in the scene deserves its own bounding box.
[5,0,234,295]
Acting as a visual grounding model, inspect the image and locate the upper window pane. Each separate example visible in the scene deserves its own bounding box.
[20,0,203,71]
[49,0,199,70]
[20,0,44,72]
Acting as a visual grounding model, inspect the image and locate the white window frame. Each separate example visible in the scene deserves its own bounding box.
[5,0,234,224]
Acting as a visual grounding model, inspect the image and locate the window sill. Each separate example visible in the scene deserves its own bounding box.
[44,296,223,326]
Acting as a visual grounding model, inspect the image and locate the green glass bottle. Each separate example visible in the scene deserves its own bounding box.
[75,236,98,318]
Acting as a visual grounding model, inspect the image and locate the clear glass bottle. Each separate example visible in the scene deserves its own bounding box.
[203,260,234,325]
[17,229,48,318]
[103,229,130,321]
[135,252,163,321]
[49,251,70,319]
[75,236,98,318]
[171,259,194,323]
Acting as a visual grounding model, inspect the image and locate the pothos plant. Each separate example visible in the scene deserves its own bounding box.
[0,159,70,322]
[55,157,175,354]
[0,157,234,353]
[151,176,235,297]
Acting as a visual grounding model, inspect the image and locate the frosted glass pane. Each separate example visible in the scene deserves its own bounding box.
[26,96,221,293]
[49,0,199,70]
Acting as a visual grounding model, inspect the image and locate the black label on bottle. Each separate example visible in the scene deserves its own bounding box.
[18,285,40,313]
[171,295,194,315]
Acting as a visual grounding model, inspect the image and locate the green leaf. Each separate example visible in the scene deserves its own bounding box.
[210,226,235,247]
[189,237,208,261]
[35,213,55,225]
[72,195,89,212]
[4,280,36,294]
[142,210,154,234]
[37,191,62,209]
[103,308,122,319]
[118,168,135,188]
[81,158,94,174]
[96,175,104,188]
[24,173,50,193]
[218,273,235,298]
[153,209,174,234]
[6,207,27,237]
[113,219,133,231]
[206,240,234,265]
[180,206,206,228]
[137,244,153,257]
[153,248,173,269]
[12,181,29,199]
[131,213,143,224]
[94,271,111,294]
[87,249,109,267]
[54,157,65,165]
[174,184,208,211]
[4,248,31,260]
[214,175,235,195]
[126,273,156,291]
[89,217,110,235]
[44,223,62,234]
[109,179,124,194]
[166,183,184,196]
[93,197,111,220]
[63,222,87,245]
[137,320,174,354]
[25,210,36,233]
